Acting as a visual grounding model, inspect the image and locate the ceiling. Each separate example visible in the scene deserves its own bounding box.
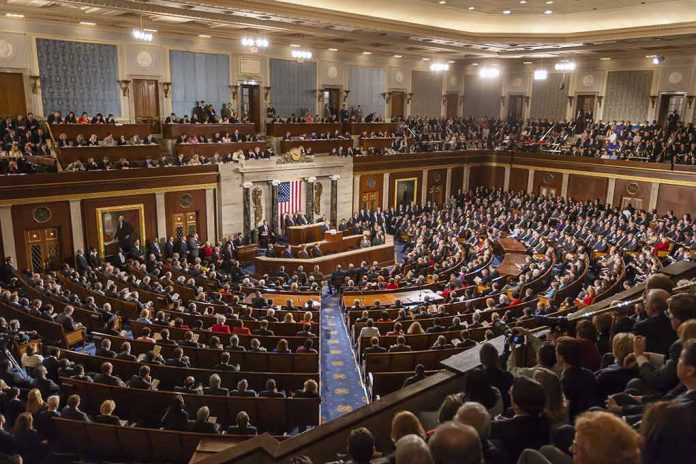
[2,0,696,61]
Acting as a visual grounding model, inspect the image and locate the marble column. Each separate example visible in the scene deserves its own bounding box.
[445,167,452,201]
[421,168,429,204]
[155,192,167,239]
[527,169,535,194]
[270,180,280,235]
[353,175,360,213]
[0,206,16,264]
[606,178,616,207]
[561,173,569,198]
[69,200,85,252]
[205,188,216,243]
[242,182,252,239]
[306,176,316,223]
[503,166,511,190]
[382,173,390,210]
[330,175,340,226]
[649,182,660,211]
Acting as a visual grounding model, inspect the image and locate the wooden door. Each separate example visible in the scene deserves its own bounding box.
[445,94,459,119]
[360,192,379,211]
[657,93,684,127]
[241,85,261,132]
[390,91,405,120]
[427,184,444,205]
[575,94,595,118]
[25,228,61,273]
[132,79,159,132]
[507,95,524,121]
[323,88,340,119]
[0,73,26,116]
[172,212,198,240]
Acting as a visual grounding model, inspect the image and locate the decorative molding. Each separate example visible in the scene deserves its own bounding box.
[117,80,131,97]
[28,75,41,94]
[264,86,272,101]
[523,95,530,106]
[242,181,253,188]
[406,93,414,104]
[567,96,574,106]
[230,84,239,101]
[330,175,341,181]
[161,82,171,98]
[459,95,465,106]
[343,89,351,102]
[597,96,604,107]
[650,95,658,108]
[500,95,506,107]
[688,95,695,109]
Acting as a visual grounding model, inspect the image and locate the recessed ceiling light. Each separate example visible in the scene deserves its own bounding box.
[544,9,552,14]
[422,57,431,61]
[5,13,24,18]
[468,6,475,10]
[438,0,447,4]
[523,61,533,64]
[600,57,611,61]
[502,9,512,14]
[448,60,456,63]
[79,21,96,26]
[519,0,527,3]
[363,51,372,55]
[471,62,479,66]
[328,48,338,51]
[199,34,211,38]
[143,28,158,32]
[545,0,554,3]
[393,54,402,58]
[290,44,300,48]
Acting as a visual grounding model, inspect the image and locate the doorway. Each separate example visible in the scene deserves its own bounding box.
[240,84,261,132]
[657,93,685,128]
[575,94,596,120]
[132,79,160,132]
[507,95,524,122]
[322,88,340,120]
[25,228,61,273]
[390,91,405,120]
[0,73,27,115]
[445,94,459,119]
[360,191,379,211]
[172,212,198,240]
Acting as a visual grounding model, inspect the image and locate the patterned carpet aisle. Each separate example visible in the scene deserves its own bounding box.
[319,284,369,423]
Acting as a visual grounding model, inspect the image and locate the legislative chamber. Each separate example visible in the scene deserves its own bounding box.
[0,2,695,464]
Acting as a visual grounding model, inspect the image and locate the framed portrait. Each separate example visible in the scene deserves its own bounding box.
[395,177,418,207]
[96,204,146,257]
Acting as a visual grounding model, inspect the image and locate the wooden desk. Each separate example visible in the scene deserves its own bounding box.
[360,138,396,149]
[342,289,443,308]
[236,244,259,265]
[325,231,343,242]
[272,234,361,257]
[280,139,353,154]
[163,123,255,139]
[254,243,395,277]
[346,122,400,135]
[496,238,528,277]
[268,123,341,137]
[287,223,325,245]
[49,124,152,140]
[175,142,267,157]
[245,293,320,307]
[58,144,161,163]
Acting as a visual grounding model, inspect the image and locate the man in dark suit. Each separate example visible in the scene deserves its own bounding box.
[311,243,323,258]
[251,291,267,308]
[188,234,200,260]
[164,237,176,258]
[203,374,229,396]
[149,238,162,259]
[0,256,17,285]
[284,214,295,228]
[259,379,286,398]
[388,336,412,352]
[230,379,257,397]
[115,215,134,255]
[95,339,116,358]
[257,220,274,248]
[75,249,89,275]
[557,336,598,420]
[633,289,677,356]
[252,320,274,336]
[94,362,126,387]
[189,406,219,434]
[55,306,80,332]
[282,245,293,259]
[362,336,387,361]
[402,364,427,387]
[61,394,90,422]
[87,248,101,269]
[128,365,154,389]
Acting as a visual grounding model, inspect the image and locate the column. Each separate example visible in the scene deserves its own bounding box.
[527,169,535,194]
[0,206,16,264]
[270,180,279,235]
[606,178,616,207]
[353,175,360,212]
[561,173,569,198]
[421,169,429,204]
[445,167,452,200]
[382,173,390,210]
[463,166,471,192]
[242,182,252,239]
[155,192,167,239]
[205,188,216,243]
[306,176,316,223]
[503,166,511,191]
[69,200,85,252]
[649,182,660,211]
[330,175,340,226]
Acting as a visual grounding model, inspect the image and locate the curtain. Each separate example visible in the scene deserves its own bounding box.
[463,75,501,119]
[269,59,317,117]
[348,66,386,118]
[37,38,121,116]
[530,73,567,120]
[603,71,652,122]
[411,71,442,117]
[169,50,230,117]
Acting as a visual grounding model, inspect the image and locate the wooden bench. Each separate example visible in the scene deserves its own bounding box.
[363,346,468,375]
[369,370,440,399]
[56,273,140,320]
[0,302,85,348]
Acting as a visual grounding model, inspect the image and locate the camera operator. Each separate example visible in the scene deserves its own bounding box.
[506,327,561,378]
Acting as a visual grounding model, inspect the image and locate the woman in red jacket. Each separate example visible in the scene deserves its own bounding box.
[210,315,231,334]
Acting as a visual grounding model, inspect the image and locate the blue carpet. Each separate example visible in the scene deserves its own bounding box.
[319,285,368,422]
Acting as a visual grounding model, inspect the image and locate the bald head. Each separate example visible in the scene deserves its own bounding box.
[645,289,670,317]
[395,434,433,464]
[454,402,491,440]
[429,422,482,464]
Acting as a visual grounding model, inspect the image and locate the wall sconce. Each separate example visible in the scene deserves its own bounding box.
[380,92,391,103]
[567,96,575,106]
[317,90,323,102]
[406,93,414,104]
[264,86,272,101]
[117,80,131,97]
[500,96,506,107]
[343,89,351,102]
[459,95,465,106]
[161,82,171,98]
[597,96,603,107]
[442,95,448,105]
[688,95,695,109]
[230,85,239,101]
[28,75,41,94]
[650,95,658,108]
[524,96,530,106]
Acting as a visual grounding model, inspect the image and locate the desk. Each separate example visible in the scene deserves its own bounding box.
[342,288,442,308]
[176,142,267,157]
[254,243,394,277]
[49,124,152,140]
[58,144,160,163]
[163,123,255,139]
[236,244,259,265]
[360,138,396,149]
[272,234,361,257]
[280,139,353,154]
[346,122,400,135]
[496,238,528,277]
[268,123,341,137]
[287,223,324,245]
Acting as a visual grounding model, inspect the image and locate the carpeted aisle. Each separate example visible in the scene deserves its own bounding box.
[319,284,368,423]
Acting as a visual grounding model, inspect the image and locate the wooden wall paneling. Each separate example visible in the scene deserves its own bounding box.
[450,167,464,196]
[508,168,529,193]
[426,169,447,204]
[656,184,696,217]
[566,175,608,203]
[12,201,73,271]
[388,171,422,208]
[469,166,505,190]
[613,179,652,209]
[132,79,160,120]
[82,194,157,258]
[532,170,563,196]
[0,73,27,115]
[164,190,208,242]
[358,174,383,211]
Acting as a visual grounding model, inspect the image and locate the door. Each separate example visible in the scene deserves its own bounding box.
[427,184,444,205]
[390,91,405,120]
[0,73,26,116]
[657,93,685,128]
[323,88,340,119]
[575,94,595,120]
[360,192,379,211]
[539,186,557,197]
[25,228,61,273]
[172,213,198,240]
[445,94,459,119]
[132,79,160,132]
[507,95,524,122]
[241,84,261,132]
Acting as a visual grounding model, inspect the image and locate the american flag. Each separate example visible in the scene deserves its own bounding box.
[278,180,303,226]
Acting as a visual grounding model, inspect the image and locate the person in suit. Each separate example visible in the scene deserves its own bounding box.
[402,364,427,387]
[55,306,81,332]
[188,233,200,260]
[310,243,323,258]
[213,352,240,371]
[362,336,387,360]
[252,320,274,336]
[250,291,267,308]
[74,249,89,275]
[282,245,293,259]
[94,362,126,387]
[161,395,189,431]
[297,246,310,259]
[95,338,116,358]
[128,365,154,390]
[557,336,598,420]
[61,394,90,422]
[86,247,100,269]
[389,336,413,353]
[203,374,229,396]
[93,400,122,425]
[114,215,134,255]
[164,237,176,258]
[0,256,17,285]
[259,379,286,398]
[284,214,295,228]
[225,411,257,435]
[633,288,677,356]
[149,238,162,259]
[230,379,257,397]
[189,406,219,434]
[257,220,274,248]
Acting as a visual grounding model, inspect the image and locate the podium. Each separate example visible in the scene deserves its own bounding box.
[324,230,343,242]
[287,223,324,245]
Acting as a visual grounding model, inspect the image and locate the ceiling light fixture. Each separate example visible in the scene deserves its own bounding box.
[393,54,402,58]
[544,9,552,14]
[290,44,300,48]
[362,51,372,55]
[328,48,338,51]
[519,0,527,3]
[479,67,500,78]
[534,69,548,80]
[430,62,450,72]
[523,61,533,64]
[554,61,576,71]
[291,49,312,61]
[241,37,269,48]
[422,57,431,61]
[471,62,479,66]
[199,34,211,38]
[652,55,665,64]
[546,0,554,3]
[502,9,512,14]
[468,6,475,10]
[143,28,157,32]
[438,0,447,4]
[79,21,96,26]
[133,15,153,42]
[600,57,611,61]
[5,13,25,18]
[448,60,456,64]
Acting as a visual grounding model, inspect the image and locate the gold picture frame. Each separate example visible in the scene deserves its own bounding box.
[96,204,146,258]
[394,177,418,207]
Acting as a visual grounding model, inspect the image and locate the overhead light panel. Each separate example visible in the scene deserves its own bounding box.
[438,0,447,4]
[471,62,479,66]
[448,60,456,64]
[544,9,552,14]
[5,13,24,18]
[468,6,475,10]
[393,55,402,58]
[502,9,511,14]
[328,48,338,51]
[291,49,312,60]
[652,55,665,64]
[554,61,576,71]
[422,57,431,61]
[199,34,211,38]
[290,44,300,48]
[479,67,500,78]
[132,29,153,42]
[79,21,96,26]
[241,37,269,48]
[523,61,533,65]
[143,28,158,32]
[430,62,450,72]
[534,69,548,80]
[600,57,611,61]
[362,51,372,55]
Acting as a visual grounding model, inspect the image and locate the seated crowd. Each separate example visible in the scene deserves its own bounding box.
[165,101,248,124]
[0,113,54,174]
